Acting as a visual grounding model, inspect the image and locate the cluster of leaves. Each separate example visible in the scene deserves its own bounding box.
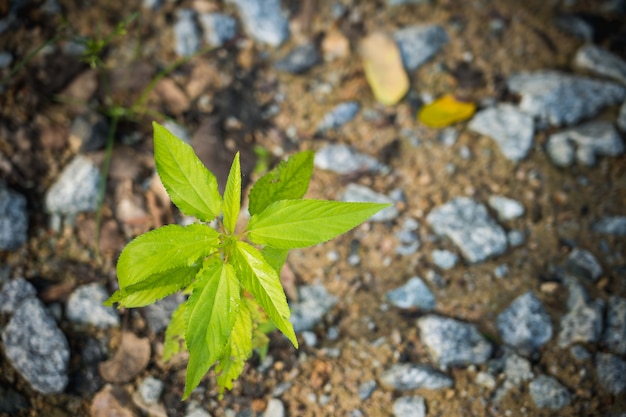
[106,122,389,398]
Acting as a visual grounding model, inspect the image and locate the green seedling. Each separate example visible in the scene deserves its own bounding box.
[106,122,390,399]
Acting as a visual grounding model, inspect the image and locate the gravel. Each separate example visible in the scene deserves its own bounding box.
[596,353,626,395]
[393,25,448,72]
[426,197,508,264]
[316,101,360,131]
[603,296,626,355]
[564,248,603,282]
[468,104,534,162]
[386,276,436,310]
[529,375,572,410]
[44,155,101,217]
[380,364,453,390]
[507,70,626,127]
[289,284,337,333]
[66,283,120,328]
[174,9,201,57]
[341,184,398,222]
[417,315,492,368]
[546,121,624,167]
[226,0,289,46]
[0,277,37,314]
[198,12,237,47]
[0,185,28,250]
[497,291,553,357]
[574,44,626,85]
[2,297,70,394]
[488,195,525,221]
[592,216,626,236]
[392,396,426,417]
[274,42,320,74]
[314,143,386,175]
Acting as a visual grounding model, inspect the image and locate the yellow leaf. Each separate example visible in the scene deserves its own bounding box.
[418,94,476,128]
[361,33,409,106]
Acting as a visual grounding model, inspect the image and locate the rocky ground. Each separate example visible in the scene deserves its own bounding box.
[1,0,626,416]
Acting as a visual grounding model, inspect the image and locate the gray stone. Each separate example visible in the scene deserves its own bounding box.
[143,0,163,10]
[574,44,626,85]
[393,25,448,72]
[554,14,594,42]
[317,101,360,131]
[144,292,185,334]
[507,71,626,127]
[475,371,496,389]
[380,364,453,390]
[503,352,534,384]
[426,197,508,264]
[395,226,420,256]
[596,353,626,395]
[387,0,430,5]
[468,104,534,162]
[2,297,70,394]
[431,249,458,270]
[0,51,13,69]
[174,9,201,57]
[341,184,398,222]
[357,380,377,401]
[558,279,604,348]
[546,121,624,167]
[227,0,289,47]
[386,277,435,310]
[565,248,603,282]
[570,345,591,362]
[618,101,626,132]
[45,156,100,216]
[290,285,337,333]
[198,13,237,47]
[529,375,572,410]
[264,398,285,417]
[603,296,626,355]
[507,230,525,247]
[0,278,36,314]
[139,376,164,406]
[69,112,108,152]
[392,396,426,417]
[497,291,553,356]
[274,42,319,74]
[494,264,509,278]
[417,315,492,368]
[0,185,28,250]
[66,283,119,328]
[488,195,525,221]
[593,216,626,236]
[314,144,386,175]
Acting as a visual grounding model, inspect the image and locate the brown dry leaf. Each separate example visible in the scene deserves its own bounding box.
[361,32,409,106]
[90,384,138,417]
[99,332,151,383]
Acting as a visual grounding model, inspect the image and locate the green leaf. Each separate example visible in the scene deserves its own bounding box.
[223,152,241,234]
[106,264,199,308]
[261,246,290,275]
[116,223,219,289]
[231,241,297,348]
[215,302,253,394]
[184,262,240,399]
[153,121,222,222]
[163,301,187,362]
[247,199,391,248]
[248,151,314,216]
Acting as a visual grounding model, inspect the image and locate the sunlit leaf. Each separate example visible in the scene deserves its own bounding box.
[248,151,314,216]
[231,241,297,347]
[116,223,219,290]
[223,152,241,234]
[215,303,253,394]
[184,263,240,399]
[153,121,222,221]
[247,199,390,248]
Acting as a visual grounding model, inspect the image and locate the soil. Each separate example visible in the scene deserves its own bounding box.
[1,0,625,416]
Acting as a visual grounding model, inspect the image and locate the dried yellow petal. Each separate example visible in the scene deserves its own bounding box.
[418,94,476,128]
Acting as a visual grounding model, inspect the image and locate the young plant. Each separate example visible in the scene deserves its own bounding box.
[106,122,390,399]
